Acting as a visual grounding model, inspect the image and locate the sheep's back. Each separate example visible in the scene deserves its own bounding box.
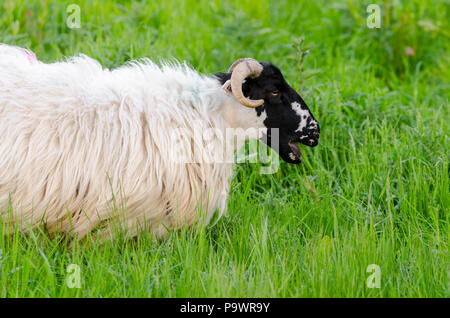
[0,46,232,239]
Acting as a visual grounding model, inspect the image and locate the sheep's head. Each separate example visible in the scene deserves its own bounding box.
[216,58,320,164]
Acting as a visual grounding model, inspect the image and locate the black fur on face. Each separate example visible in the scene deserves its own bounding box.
[215,62,320,164]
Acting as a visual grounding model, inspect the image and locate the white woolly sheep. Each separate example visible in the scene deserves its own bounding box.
[0,44,320,241]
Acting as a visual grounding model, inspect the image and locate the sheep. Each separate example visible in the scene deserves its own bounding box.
[0,44,320,241]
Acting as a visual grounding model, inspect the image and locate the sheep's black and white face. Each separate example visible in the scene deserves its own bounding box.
[216,62,320,164]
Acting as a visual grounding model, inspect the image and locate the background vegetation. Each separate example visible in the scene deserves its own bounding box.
[0,0,448,297]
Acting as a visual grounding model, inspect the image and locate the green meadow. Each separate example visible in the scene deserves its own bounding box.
[0,0,448,297]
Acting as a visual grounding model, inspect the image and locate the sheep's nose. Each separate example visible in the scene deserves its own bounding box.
[312,130,320,139]
[307,121,320,138]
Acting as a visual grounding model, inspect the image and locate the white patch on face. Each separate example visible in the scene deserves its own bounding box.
[309,121,318,130]
[291,102,310,133]
[253,108,268,138]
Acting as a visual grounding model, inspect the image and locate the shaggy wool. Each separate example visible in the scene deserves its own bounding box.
[0,45,266,240]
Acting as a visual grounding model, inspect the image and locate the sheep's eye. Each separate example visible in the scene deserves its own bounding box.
[269,91,279,97]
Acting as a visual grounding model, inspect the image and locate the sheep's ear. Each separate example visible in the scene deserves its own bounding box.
[221,79,233,95]
[215,72,233,95]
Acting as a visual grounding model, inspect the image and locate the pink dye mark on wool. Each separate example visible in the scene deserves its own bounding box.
[21,49,37,64]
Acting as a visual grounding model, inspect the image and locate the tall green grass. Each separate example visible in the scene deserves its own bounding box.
[0,0,448,297]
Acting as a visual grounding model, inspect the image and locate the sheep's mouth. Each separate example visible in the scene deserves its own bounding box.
[286,136,319,163]
[260,132,318,164]
[288,141,302,161]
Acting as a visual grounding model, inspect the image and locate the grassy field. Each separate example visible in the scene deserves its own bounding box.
[0,0,448,297]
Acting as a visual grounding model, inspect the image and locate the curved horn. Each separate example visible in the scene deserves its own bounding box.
[227,58,257,72]
[228,58,264,108]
